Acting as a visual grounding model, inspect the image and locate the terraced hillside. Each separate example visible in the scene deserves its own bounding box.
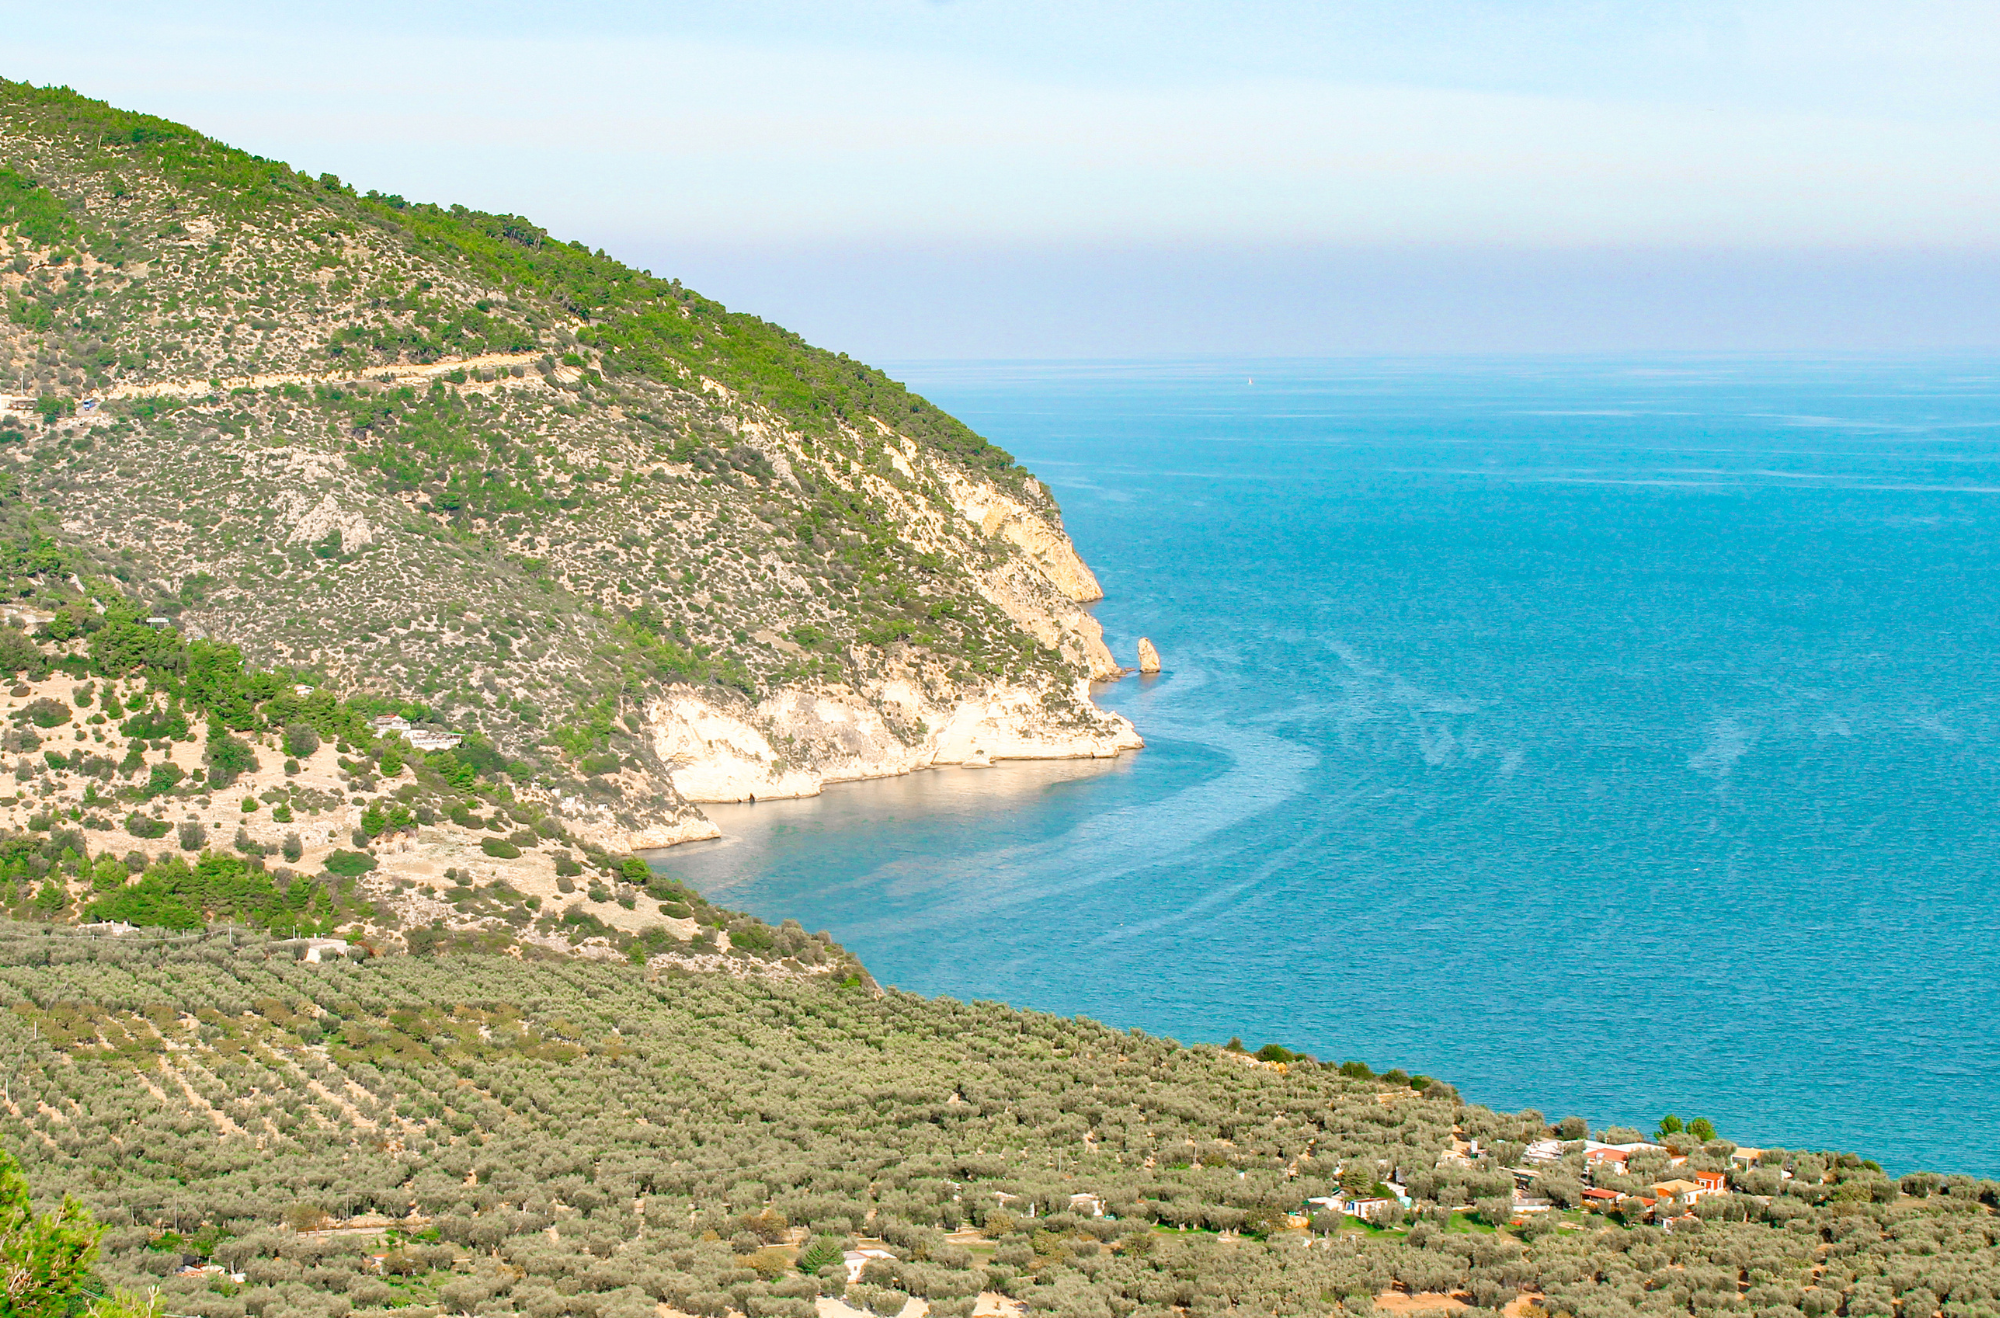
[9,931,2000,1318]
[0,79,1138,860]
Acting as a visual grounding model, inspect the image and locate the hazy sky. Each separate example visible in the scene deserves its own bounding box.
[9,1,2000,355]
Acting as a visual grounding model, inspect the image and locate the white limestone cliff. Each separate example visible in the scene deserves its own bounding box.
[557,425,1144,835]
[936,469,1121,681]
[634,451,1144,807]
[646,676,1141,803]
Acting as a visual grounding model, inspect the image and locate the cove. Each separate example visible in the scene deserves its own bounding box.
[653,356,2000,1177]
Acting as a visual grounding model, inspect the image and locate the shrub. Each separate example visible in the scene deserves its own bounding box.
[284,1203,331,1232]
[281,833,303,863]
[89,855,125,892]
[141,761,184,799]
[204,731,258,789]
[480,838,521,859]
[0,628,42,676]
[553,852,582,877]
[124,813,170,839]
[744,1245,794,1280]
[852,1286,907,1318]
[323,849,376,877]
[120,703,188,740]
[797,1236,843,1275]
[177,821,206,852]
[19,698,69,728]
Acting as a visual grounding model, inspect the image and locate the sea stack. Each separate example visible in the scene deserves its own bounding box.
[1137,638,1162,674]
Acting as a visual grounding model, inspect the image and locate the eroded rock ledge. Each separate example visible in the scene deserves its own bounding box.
[648,677,1142,803]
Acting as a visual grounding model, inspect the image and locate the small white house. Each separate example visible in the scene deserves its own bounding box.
[271,938,359,963]
[1307,1195,1396,1223]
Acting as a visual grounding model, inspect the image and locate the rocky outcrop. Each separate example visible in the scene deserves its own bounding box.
[645,677,1142,803]
[936,469,1122,681]
[282,491,375,553]
[555,793,722,852]
[974,555,1121,680]
[942,472,1103,603]
[633,437,1144,810]
[1138,638,1162,674]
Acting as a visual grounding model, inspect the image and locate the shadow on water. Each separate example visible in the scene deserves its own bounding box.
[658,752,1138,894]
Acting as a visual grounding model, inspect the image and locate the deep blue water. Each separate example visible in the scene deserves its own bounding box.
[656,357,2000,1177]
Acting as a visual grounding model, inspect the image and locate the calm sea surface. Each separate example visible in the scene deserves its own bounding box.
[657,357,2000,1176]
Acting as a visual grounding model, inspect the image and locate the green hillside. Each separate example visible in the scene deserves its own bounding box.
[7,930,2000,1318]
[0,80,1017,483]
[0,77,1116,852]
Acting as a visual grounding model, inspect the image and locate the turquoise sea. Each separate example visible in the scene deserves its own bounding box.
[658,357,2000,1177]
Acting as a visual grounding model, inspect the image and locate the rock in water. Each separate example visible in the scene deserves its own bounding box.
[1138,638,1162,673]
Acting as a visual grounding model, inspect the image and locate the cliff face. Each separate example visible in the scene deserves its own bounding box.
[0,81,1139,847]
[642,438,1139,805]
[648,679,1141,804]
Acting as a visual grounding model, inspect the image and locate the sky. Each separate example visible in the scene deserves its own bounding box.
[7,1,2000,356]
